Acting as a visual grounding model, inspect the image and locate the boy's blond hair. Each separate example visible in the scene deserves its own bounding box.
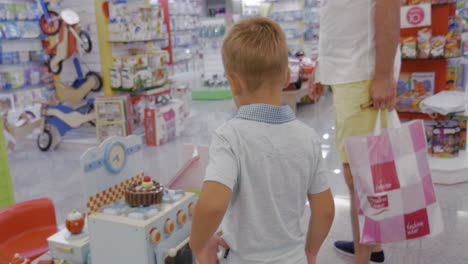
[222,17,289,91]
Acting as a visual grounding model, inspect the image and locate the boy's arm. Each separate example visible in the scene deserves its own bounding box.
[190,181,232,256]
[305,189,335,261]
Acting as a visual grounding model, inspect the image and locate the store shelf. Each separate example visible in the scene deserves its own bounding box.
[402,57,461,61]
[108,35,168,43]
[130,85,171,97]
[0,61,46,67]
[398,111,446,120]
[431,150,468,185]
[169,13,199,17]
[0,83,52,95]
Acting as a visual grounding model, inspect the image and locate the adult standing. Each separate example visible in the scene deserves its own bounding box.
[309,0,401,263]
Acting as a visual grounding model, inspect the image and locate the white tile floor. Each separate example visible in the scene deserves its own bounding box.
[8,94,468,263]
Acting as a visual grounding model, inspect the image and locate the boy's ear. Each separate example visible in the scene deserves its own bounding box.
[227,74,241,96]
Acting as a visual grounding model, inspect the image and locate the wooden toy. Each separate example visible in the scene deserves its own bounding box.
[37,59,103,151]
[39,1,93,75]
[78,136,208,264]
[2,111,41,145]
[47,228,90,264]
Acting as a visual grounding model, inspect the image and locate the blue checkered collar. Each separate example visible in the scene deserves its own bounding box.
[236,104,296,124]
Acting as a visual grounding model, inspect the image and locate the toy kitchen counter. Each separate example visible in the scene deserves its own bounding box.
[42,135,208,264]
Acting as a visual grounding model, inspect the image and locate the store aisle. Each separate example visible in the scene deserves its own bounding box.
[8,95,468,263]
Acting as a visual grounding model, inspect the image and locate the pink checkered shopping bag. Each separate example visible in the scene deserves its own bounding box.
[345,111,443,245]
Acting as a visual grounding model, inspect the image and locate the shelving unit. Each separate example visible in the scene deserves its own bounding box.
[398,3,458,120]
[0,0,54,117]
[268,0,305,53]
[95,0,171,96]
[398,3,468,184]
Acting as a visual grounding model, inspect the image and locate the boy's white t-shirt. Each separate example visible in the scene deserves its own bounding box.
[204,104,330,264]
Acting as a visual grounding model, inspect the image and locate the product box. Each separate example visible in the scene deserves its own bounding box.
[424,120,438,154]
[95,95,133,142]
[144,100,184,146]
[97,122,128,142]
[397,73,411,96]
[398,72,435,112]
[432,120,461,158]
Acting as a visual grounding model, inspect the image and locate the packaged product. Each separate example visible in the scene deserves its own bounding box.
[2,22,22,39]
[424,120,438,154]
[18,51,29,63]
[411,72,435,98]
[110,67,122,89]
[463,32,468,55]
[121,67,136,90]
[0,72,6,90]
[135,55,148,68]
[446,58,460,90]
[98,123,127,142]
[19,21,41,38]
[0,4,6,21]
[431,35,445,58]
[432,121,461,158]
[5,4,15,21]
[417,28,432,59]
[112,56,123,67]
[0,52,17,65]
[15,3,26,20]
[25,67,40,86]
[397,73,411,96]
[444,37,462,58]
[448,16,462,35]
[29,50,46,62]
[135,68,152,89]
[122,56,138,68]
[6,70,26,89]
[455,117,467,150]
[401,36,417,59]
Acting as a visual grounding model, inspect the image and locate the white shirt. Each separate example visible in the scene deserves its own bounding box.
[316,0,401,85]
[204,104,329,264]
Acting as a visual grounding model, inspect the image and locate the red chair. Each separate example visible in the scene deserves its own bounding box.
[0,198,58,264]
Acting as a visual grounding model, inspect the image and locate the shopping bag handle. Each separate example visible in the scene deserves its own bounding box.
[374,110,401,135]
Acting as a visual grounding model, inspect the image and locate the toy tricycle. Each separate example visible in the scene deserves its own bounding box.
[37,59,102,151]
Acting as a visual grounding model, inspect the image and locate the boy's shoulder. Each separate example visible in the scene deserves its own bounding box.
[215,118,321,144]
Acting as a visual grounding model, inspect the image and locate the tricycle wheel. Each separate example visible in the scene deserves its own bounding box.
[48,54,63,75]
[79,31,93,53]
[37,129,53,151]
[86,72,103,92]
[40,11,62,36]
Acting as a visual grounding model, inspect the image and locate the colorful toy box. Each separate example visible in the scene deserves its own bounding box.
[144,100,184,146]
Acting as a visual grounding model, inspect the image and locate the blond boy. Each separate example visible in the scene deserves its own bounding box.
[189,18,335,264]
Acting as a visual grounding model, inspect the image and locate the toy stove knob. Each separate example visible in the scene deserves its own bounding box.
[165,219,175,234]
[188,203,195,216]
[177,210,187,225]
[150,228,162,244]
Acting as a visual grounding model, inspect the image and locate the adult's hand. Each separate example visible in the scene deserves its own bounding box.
[308,76,325,101]
[195,236,229,264]
[370,76,397,111]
